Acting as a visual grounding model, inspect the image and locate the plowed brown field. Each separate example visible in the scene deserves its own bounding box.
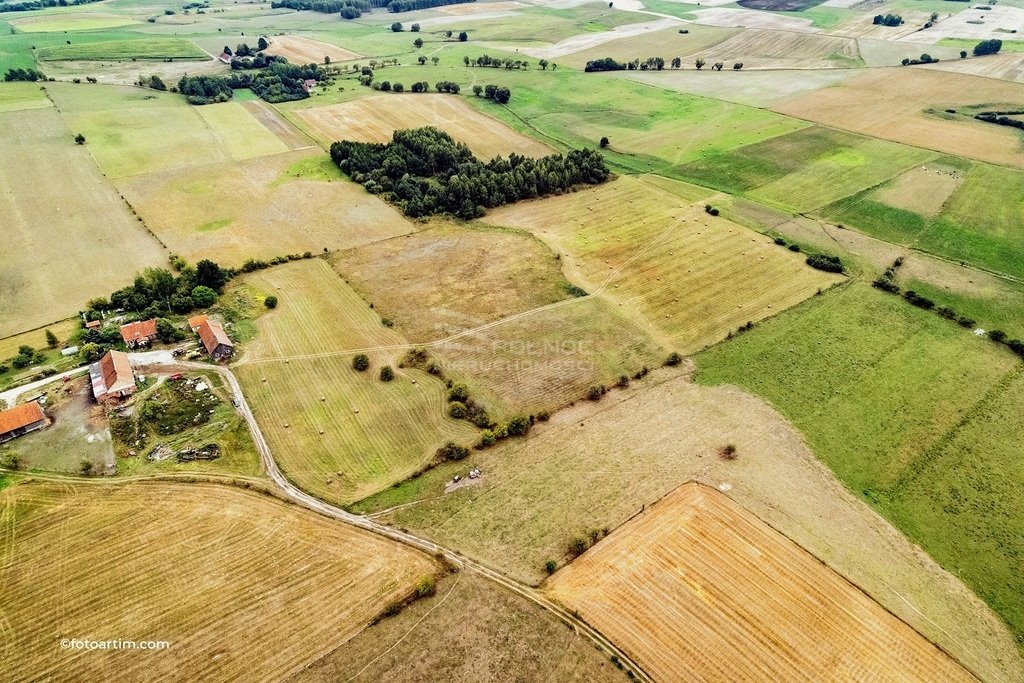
[547,483,975,683]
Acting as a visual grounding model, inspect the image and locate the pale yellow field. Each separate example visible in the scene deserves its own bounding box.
[294,94,553,159]
[547,483,974,683]
[194,101,289,160]
[266,34,361,64]
[686,28,861,69]
[0,318,78,360]
[0,481,438,683]
[773,68,1024,169]
[331,221,572,343]
[0,82,52,113]
[558,25,738,68]
[117,150,417,266]
[922,52,1024,84]
[10,13,138,32]
[236,260,477,504]
[485,175,843,352]
[872,163,965,217]
[0,107,165,338]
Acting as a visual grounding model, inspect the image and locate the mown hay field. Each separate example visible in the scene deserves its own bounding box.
[682,27,862,69]
[485,175,842,352]
[772,67,1024,168]
[266,34,361,64]
[0,82,53,112]
[430,296,663,419]
[10,13,139,33]
[289,572,625,683]
[697,282,1024,650]
[554,24,738,68]
[119,150,417,266]
[358,368,1020,679]
[236,260,477,504]
[547,483,974,683]
[330,222,574,343]
[0,481,438,683]
[0,105,165,338]
[294,94,553,159]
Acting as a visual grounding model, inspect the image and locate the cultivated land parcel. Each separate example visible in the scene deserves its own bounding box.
[2,0,1024,678]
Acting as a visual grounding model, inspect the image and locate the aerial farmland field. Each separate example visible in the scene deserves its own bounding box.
[547,483,974,682]
[2,0,1024,676]
[0,481,438,683]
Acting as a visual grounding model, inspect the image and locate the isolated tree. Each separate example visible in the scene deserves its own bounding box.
[599,136,609,148]
[973,39,1002,56]
[418,55,427,65]
[551,62,557,70]
[929,11,939,22]
[413,37,423,48]
[458,31,468,41]
[74,133,86,145]
[379,365,395,381]
[257,36,269,51]
[431,56,439,66]
[713,62,724,71]
[190,285,217,308]
[80,459,94,476]
[324,55,331,64]
[445,30,453,38]
[223,45,232,56]
[671,56,681,69]
[472,84,482,96]
[960,50,968,59]
[463,55,470,66]
[695,57,705,70]
[195,259,227,292]
[393,82,405,92]
[733,62,743,70]
[411,22,420,32]
[352,354,370,371]
[45,329,58,348]
[391,22,403,32]
[664,351,682,366]
[539,58,549,70]
[493,86,511,104]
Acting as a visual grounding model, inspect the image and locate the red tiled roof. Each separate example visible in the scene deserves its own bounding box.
[187,314,209,329]
[120,319,158,344]
[0,402,45,435]
[85,320,101,329]
[198,320,232,355]
[100,350,135,394]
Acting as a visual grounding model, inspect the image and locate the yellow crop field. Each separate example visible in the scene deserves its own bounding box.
[266,35,361,64]
[485,175,842,352]
[118,150,417,266]
[686,28,862,69]
[236,260,476,504]
[0,481,438,683]
[547,483,974,683]
[294,94,553,159]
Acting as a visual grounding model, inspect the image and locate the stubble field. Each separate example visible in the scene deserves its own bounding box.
[547,483,974,682]
[0,481,438,683]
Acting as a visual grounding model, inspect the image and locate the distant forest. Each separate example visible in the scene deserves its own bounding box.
[0,0,101,12]
[270,0,473,18]
[330,127,610,219]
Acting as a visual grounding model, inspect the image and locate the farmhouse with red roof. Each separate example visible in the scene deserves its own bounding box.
[89,350,137,403]
[0,401,48,443]
[197,320,234,361]
[120,319,158,348]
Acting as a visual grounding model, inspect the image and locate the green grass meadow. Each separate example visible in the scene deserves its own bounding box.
[695,282,1024,645]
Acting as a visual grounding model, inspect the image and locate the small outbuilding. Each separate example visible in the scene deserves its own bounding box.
[0,401,48,443]
[89,350,137,403]
[198,320,234,361]
[120,319,158,348]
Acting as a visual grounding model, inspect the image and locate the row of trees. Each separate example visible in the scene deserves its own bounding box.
[975,109,1024,131]
[269,0,472,18]
[4,68,47,82]
[463,54,529,69]
[330,126,610,219]
[0,0,100,11]
[473,83,510,103]
[585,56,742,72]
[872,13,904,26]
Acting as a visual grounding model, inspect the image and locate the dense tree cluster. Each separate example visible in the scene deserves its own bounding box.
[873,13,904,25]
[975,109,1024,131]
[177,61,325,104]
[4,68,47,82]
[330,127,609,219]
[584,57,627,72]
[91,259,230,321]
[231,53,288,70]
[269,0,472,15]
[482,83,509,103]
[0,0,100,11]
[973,39,1003,56]
[805,253,844,273]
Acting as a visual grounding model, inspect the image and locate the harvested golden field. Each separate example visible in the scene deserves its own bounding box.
[872,162,965,217]
[685,28,861,69]
[0,481,438,683]
[117,150,417,266]
[547,483,974,683]
[431,296,663,418]
[294,94,553,159]
[558,24,737,68]
[331,222,573,343]
[236,260,476,504]
[266,34,361,64]
[922,53,1024,84]
[773,68,1024,168]
[484,175,842,352]
[0,318,78,360]
[0,107,165,338]
[290,572,625,683]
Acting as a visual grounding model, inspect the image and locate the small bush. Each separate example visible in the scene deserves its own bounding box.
[506,415,531,437]
[989,329,1007,343]
[415,574,435,598]
[436,441,469,461]
[664,351,682,366]
[586,385,605,401]
[719,444,737,460]
[379,365,395,381]
[447,384,469,403]
[352,354,370,371]
[545,559,557,574]
[448,401,468,419]
[568,536,589,557]
[773,236,786,246]
[788,243,801,252]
